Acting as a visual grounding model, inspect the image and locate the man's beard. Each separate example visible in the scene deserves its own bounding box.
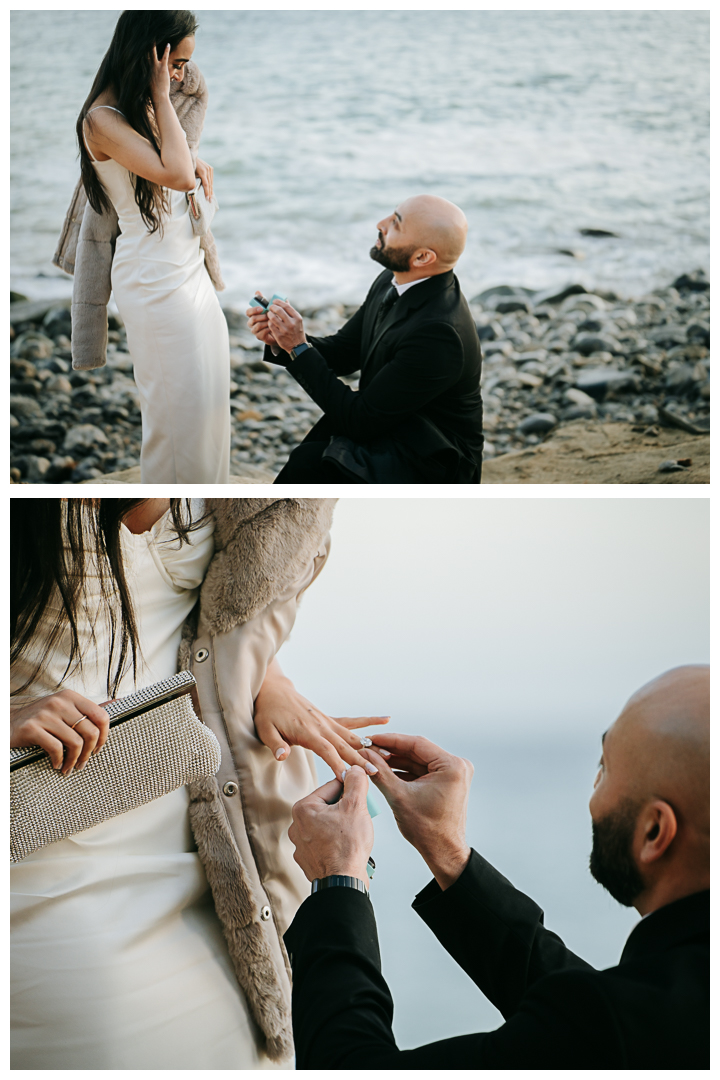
[369,234,416,273]
[589,798,646,907]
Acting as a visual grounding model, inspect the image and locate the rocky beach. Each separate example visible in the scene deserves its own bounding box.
[10,270,709,484]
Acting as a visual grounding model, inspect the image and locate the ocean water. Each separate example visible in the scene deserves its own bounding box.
[11,10,708,309]
[314,731,639,1050]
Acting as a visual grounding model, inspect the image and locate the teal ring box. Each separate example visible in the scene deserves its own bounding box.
[248,293,287,310]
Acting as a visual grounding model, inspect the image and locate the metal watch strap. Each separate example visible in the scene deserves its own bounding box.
[311,874,368,897]
[289,342,310,361]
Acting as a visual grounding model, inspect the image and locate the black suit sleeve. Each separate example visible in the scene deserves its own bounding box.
[274,322,465,443]
[264,303,367,377]
[305,303,366,376]
[284,886,624,1070]
[412,848,593,1017]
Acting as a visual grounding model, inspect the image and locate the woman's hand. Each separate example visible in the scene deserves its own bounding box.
[150,43,172,104]
[195,157,213,199]
[254,660,389,781]
[246,298,278,347]
[10,690,110,776]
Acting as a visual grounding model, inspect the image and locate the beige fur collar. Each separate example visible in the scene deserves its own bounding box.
[201,499,337,634]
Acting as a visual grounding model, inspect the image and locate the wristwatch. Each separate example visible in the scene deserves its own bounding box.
[311,874,368,897]
[288,341,310,361]
[311,857,375,896]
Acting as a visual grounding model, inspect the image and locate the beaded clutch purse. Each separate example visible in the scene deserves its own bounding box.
[10,671,221,864]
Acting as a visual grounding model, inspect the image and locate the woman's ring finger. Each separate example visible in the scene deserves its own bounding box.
[70,715,87,731]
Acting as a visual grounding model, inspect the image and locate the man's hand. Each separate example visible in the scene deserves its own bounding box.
[361,734,473,890]
[267,298,307,353]
[289,766,374,888]
[246,295,277,347]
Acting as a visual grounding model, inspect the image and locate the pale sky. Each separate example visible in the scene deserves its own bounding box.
[279,497,709,741]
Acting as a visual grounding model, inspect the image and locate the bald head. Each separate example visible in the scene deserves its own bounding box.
[399,195,468,268]
[613,666,709,835]
[590,665,709,912]
[372,195,468,281]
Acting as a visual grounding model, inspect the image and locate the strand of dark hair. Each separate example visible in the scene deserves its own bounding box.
[11,499,208,698]
[77,10,198,234]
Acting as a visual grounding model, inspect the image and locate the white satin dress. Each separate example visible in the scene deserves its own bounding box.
[10,506,284,1070]
[86,107,231,483]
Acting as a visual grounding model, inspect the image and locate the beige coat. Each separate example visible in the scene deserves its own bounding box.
[53,61,224,372]
[179,497,337,1062]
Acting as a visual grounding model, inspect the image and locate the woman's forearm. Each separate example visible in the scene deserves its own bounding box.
[151,93,195,190]
[261,656,290,689]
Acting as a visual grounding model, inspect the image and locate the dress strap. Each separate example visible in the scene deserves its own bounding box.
[87,105,125,116]
[83,106,125,163]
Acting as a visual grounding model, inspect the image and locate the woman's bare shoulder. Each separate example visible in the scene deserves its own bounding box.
[84,102,131,160]
[85,98,126,128]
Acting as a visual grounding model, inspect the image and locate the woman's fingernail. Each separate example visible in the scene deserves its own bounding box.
[341,769,348,781]
[275,747,286,760]
[360,737,372,748]
[365,762,379,775]
[374,748,391,757]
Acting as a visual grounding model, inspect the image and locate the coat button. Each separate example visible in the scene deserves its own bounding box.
[194,648,209,663]
[222,781,239,797]
[260,905,271,921]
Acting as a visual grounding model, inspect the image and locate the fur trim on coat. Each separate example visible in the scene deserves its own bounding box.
[187,776,294,1062]
[53,61,225,372]
[179,498,337,1062]
[201,498,338,634]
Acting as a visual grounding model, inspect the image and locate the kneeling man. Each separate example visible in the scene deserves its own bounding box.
[284,666,709,1068]
[247,195,484,484]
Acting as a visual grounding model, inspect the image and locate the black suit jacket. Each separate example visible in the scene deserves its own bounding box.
[284,849,709,1069]
[266,269,484,482]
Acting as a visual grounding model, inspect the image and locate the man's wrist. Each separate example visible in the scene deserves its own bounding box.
[288,340,310,360]
[424,843,472,891]
[315,866,370,888]
[312,870,370,893]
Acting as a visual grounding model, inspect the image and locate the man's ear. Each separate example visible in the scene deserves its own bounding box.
[413,248,438,268]
[637,799,677,866]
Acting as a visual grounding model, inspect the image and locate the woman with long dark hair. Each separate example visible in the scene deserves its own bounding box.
[10,498,385,1068]
[77,11,230,482]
